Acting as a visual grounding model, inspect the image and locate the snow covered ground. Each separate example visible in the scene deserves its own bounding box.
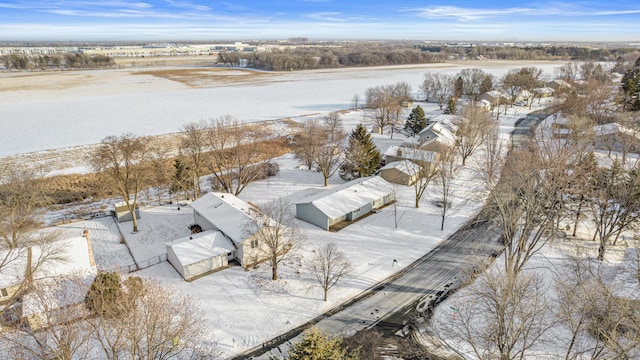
[35,100,551,358]
[0,60,563,156]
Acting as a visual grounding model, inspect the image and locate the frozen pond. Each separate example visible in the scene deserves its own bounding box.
[0,61,563,156]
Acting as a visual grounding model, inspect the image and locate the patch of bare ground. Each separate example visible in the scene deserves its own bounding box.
[133,67,276,87]
[0,71,96,92]
[113,55,219,68]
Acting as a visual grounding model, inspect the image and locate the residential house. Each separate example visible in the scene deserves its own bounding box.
[418,122,457,151]
[379,161,422,186]
[166,230,236,280]
[295,176,394,231]
[479,90,510,107]
[0,232,97,330]
[188,192,274,269]
[383,145,438,167]
[546,79,571,90]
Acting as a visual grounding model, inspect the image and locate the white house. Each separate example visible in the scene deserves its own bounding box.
[295,176,394,230]
[0,233,97,330]
[166,230,236,280]
[188,193,274,269]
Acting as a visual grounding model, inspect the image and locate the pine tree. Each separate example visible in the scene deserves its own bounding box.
[443,98,457,114]
[622,67,640,111]
[287,327,359,360]
[403,105,427,137]
[454,76,464,99]
[339,124,382,181]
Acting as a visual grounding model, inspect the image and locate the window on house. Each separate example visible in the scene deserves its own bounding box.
[0,288,8,297]
[251,239,259,248]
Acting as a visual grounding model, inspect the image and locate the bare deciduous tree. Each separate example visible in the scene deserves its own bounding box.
[421,73,454,110]
[205,116,277,196]
[435,145,458,231]
[431,269,553,360]
[315,144,343,187]
[180,120,209,198]
[456,106,498,166]
[401,146,440,208]
[293,119,326,170]
[310,242,352,301]
[90,133,150,233]
[323,111,345,143]
[247,198,304,281]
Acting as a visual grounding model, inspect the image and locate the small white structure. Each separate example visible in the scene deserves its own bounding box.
[114,201,140,223]
[295,176,394,230]
[166,230,236,280]
[383,145,437,167]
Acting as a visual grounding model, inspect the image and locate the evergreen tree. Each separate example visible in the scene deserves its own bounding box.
[339,124,382,181]
[403,105,427,137]
[443,98,457,114]
[622,67,640,111]
[85,271,123,318]
[453,76,464,99]
[287,327,359,360]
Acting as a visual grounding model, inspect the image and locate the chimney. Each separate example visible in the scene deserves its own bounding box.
[83,229,96,267]
[396,147,403,157]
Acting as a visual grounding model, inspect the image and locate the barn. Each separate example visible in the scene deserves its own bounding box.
[295,176,394,231]
[166,230,236,281]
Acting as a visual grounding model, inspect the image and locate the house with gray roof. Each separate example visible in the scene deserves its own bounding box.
[295,176,394,230]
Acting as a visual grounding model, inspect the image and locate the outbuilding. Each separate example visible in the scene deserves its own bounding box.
[295,176,394,231]
[379,161,422,186]
[166,230,236,281]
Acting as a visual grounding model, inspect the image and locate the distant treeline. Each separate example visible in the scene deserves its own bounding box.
[418,45,640,61]
[218,43,445,71]
[1,53,116,71]
[219,43,640,71]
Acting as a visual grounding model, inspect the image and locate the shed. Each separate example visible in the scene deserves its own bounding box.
[166,230,236,280]
[295,176,394,230]
[113,201,140,223]
[380,161,422,186]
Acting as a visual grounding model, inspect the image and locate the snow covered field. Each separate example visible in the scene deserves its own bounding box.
[0,60,563,156]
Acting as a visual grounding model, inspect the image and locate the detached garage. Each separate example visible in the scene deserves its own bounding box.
[295,176,394,231]
[166,230,235,281]
[380,161,422,186]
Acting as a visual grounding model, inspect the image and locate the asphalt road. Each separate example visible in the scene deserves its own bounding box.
[232,214,503,359]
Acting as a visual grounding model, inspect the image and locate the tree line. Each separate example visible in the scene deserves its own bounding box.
[1,53,116,71]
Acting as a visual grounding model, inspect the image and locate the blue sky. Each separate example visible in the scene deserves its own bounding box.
[0,1,638,42]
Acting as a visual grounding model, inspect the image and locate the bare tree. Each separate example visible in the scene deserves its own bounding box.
[422,73,454,110]
[205,116,277,196]
[435,145,458,231]
[0,161,51,249]
[83,275,220,360]
[310,242,352,301]
[247,198,304,281]
[323,111,345,142]
[431,269,553,360]
[90,133,149,233]
[352,93,361,110]
[588,159,640,260]
[2,275,93,360]
[457,68,494,101]
[488,140,570,276]
[315,143,343,187]
[401,146,440,208]
[293,119,326,170]
[146,142,172,205]
[456,106,498,166]
[179,120,209,198]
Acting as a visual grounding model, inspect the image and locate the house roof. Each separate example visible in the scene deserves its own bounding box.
[383,145,437,163]
[297,176,393,219]
[190,193,260,245]
[166,230,235,267]
[380,161,422,175]
[418,122,457,147]
[0,237,95,290]
[428,114,459,133]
